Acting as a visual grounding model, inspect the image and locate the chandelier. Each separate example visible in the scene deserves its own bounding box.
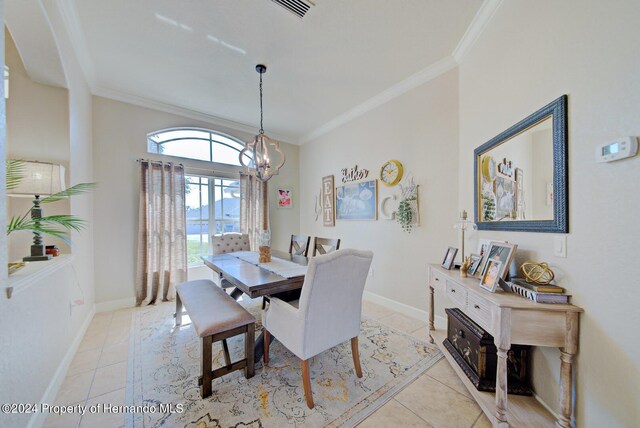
[239,64,286,182]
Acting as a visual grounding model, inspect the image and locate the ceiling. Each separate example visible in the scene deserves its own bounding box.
[7,0,486,143]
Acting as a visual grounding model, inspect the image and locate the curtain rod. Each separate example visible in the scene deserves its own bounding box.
[137,158,249,176]
[136,158,184,167]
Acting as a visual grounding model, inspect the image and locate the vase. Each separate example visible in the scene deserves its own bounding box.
[259,230,271,263]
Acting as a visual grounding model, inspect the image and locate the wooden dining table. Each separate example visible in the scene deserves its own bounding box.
[201,249,309,361]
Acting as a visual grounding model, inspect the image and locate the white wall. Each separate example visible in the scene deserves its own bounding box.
[458,1,640,426]
[92,96,299,305]
[300,69,460,314]
[0,0,97,425]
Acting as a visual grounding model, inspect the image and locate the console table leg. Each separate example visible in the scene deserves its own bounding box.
[557,312,579,428]
[494,308,511,426]
[428,286,435,344]
[495,347,509,425]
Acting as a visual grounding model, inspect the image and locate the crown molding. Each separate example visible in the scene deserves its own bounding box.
[55,0,98,88]
[300,56,457,144]
[452,0,503,63]
[92,85,296,144]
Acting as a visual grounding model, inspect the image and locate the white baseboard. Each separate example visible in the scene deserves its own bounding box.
[95,296,136,313]
[362,290,447,329]
[27,305,95,428]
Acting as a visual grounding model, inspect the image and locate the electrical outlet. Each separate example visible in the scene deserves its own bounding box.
[553,235,567,258]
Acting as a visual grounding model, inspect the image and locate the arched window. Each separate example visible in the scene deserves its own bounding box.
[147,127,251,166]
[147,127,248,266]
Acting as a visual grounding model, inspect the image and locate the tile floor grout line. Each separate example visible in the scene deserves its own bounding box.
[425,370,479,404]
[391,397,436,427]
[76,310,114,428]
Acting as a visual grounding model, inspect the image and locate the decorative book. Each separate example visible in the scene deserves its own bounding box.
[511,277,565,293]
[507,281,571,304]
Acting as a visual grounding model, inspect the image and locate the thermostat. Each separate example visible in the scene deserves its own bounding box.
[595,137,638,163]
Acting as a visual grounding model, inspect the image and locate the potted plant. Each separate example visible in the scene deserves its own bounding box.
[6,159,95,242]
[396,176,419,233]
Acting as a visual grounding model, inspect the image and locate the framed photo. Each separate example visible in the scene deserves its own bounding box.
[467,253,483,276]
[494,176,516,220]
[335,180,377,220]
[276,188,292,208]
[480,241,518,280]
[476,239,503,277]
[480,259,502,292]
[441,247,458,270]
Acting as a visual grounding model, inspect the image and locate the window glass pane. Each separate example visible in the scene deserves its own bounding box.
[222,187,239,220]
[147,128,250,166]
[161,139,210,161]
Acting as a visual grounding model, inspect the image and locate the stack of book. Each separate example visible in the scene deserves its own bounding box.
[506,278,571,304]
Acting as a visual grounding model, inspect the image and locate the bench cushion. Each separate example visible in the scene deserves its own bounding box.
[176,279,255,337]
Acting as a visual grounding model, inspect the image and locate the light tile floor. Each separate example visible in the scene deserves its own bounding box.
[44,300,491,428]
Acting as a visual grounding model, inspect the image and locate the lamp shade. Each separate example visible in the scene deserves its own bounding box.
[7,161,66,197]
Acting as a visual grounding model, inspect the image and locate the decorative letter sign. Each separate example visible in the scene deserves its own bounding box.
[341,165,369,183]
[322,175,335,227]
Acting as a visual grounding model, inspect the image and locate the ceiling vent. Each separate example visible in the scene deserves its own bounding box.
[270,0,316,19]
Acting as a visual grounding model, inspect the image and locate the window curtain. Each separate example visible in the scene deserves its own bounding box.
[136,160,187,306]
[239,173,269,251]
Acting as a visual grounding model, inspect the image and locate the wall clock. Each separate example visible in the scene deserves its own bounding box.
[481,155,496,182]
[379,160,403,186]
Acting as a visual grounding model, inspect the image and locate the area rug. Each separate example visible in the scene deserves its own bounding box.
[126,299,441,428]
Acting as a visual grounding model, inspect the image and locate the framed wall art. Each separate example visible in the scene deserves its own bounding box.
[322,175,335,226]
[335,179,377,220]
[276,188,292,208]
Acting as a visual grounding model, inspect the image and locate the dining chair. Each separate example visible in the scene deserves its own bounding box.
[262,248,373,409]
[211,233,250,289]
[312,237,341,256]
[289,234,311,257]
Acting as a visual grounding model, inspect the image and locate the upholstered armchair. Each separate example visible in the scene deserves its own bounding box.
[262,248,373,409]
[211,233,250,288]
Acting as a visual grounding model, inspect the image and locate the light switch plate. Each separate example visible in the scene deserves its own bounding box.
[554,235,567,258]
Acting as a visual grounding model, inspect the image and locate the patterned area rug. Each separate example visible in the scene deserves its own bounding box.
[126,299,441,428]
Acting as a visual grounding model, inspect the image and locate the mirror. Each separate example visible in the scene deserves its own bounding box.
[474,95,568,233]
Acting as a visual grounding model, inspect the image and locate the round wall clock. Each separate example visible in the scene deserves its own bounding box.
[379,160,404,186]
[481,155,496,182]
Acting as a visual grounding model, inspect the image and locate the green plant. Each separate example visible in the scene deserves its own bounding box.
[6,160,96,243]
[396,176,419,233]
[396,196,416,233]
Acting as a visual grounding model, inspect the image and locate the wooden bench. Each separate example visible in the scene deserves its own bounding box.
[175,279,256,398]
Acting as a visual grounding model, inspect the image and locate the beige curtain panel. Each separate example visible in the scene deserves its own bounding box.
[239,173,269,251]
[136,160,187,306]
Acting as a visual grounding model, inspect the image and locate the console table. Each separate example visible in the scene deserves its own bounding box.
[428,264,583,428]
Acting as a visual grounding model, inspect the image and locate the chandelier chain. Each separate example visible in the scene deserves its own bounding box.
[259,73,264,135]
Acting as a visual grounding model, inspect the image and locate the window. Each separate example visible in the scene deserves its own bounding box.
[147,127,251,166]
[186,175,241,266]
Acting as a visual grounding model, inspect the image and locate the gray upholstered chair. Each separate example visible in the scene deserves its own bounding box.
[211,233,251,288]
[262,248,373,409]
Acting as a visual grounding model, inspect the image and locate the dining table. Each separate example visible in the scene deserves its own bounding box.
[201,249,309,362]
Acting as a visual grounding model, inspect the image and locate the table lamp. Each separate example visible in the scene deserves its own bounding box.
[7,161,66,261]
[453,210,477,262]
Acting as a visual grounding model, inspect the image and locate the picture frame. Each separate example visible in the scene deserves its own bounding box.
[480,259,502,292]
[480,241,518,280]
[322,175,335,226]
[467,253,483,276]
[475,239,503,277]
[441,247,458,270]
[276,188,292,209]
[335,179,378,220]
